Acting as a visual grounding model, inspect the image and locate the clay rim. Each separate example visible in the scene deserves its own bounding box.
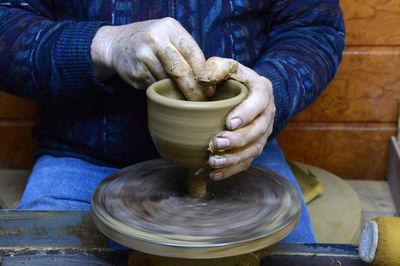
[146,79,248,110]
[90,160,302,248]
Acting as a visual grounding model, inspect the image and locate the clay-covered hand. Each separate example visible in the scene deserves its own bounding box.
[199,57,276,180]
[91,17,212,100]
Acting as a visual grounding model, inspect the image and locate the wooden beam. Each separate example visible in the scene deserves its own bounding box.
[294,47,400,123]
[342,0,400,46]
[0,121,36,169]
[0,92,36,119]
[277,122,396,180]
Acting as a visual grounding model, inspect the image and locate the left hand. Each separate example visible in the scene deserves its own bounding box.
[199,57,276,181]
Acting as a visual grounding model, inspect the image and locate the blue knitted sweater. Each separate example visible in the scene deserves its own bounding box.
[0,0,345,167]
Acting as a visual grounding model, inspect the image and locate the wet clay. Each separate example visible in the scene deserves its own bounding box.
[91,160,301,258]
[187,168,208,197]
[147,78,247,169]
[147,79,248,196]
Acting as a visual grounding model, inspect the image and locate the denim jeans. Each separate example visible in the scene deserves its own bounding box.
[17,139,315,243]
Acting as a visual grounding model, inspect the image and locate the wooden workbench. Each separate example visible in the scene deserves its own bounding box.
[0,210,367,265]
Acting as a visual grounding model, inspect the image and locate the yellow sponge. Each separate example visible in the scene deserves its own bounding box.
[359,217,400,265]
[287,160,324,204]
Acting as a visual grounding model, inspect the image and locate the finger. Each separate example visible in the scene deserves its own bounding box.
[137,63,157,88]
[136,46,168,81]
[210,111,271,151]
[119,61,157,90]
[170,28,206,79]
[160,18,212,98]
[143,53,168,80]
[157,44,206,101]
[210,158,253,181]
[203,85,216,97]
[226,75,273,130]
[209,135,268,169]
[198,57,238,85]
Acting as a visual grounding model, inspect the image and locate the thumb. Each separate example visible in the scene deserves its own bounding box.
[198,57,238,85]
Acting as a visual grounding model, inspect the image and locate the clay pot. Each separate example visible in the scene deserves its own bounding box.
[147,79,248,169]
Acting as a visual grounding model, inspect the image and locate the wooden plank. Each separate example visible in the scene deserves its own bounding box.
[0,244,365,266]
[0,210,366,265]
[0,210,129,264]
[0,121,36,169]
[258,243,365,266]
[294,47,400,123]
[276,122,396,180]
[342,0,400,45]
[0,92,36,119]
[346,180,397,213]
[0,249,129,266]
[0,210,109,247]
[347,179,398,225]
[261,255,366,266]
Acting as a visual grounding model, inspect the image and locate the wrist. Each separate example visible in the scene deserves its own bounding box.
[91,25,118,80]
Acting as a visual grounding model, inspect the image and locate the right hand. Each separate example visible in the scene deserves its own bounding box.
[91,17,212,100]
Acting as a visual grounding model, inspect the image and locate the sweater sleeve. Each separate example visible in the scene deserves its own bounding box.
[0,1,110,103]
[252,0,345,138]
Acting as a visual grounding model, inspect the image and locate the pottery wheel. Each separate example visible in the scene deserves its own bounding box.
[91,159,301,259]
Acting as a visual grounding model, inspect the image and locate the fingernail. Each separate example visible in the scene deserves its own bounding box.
[215,137,230,149]
[210,156,226,167]
[204,85,215,97]
[210,171,223,181]
[228,117,242,130]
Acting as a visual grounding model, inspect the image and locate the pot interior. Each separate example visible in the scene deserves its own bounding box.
[154,80,243,102]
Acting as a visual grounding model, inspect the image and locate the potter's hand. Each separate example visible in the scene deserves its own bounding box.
[199,57,276,180]
[91,17,211,100]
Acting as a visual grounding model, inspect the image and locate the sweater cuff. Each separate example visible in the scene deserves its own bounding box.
[253,60,291,138]
[54,21,112,99]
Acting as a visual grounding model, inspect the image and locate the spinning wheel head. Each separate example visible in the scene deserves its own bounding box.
[91,160,301,259]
